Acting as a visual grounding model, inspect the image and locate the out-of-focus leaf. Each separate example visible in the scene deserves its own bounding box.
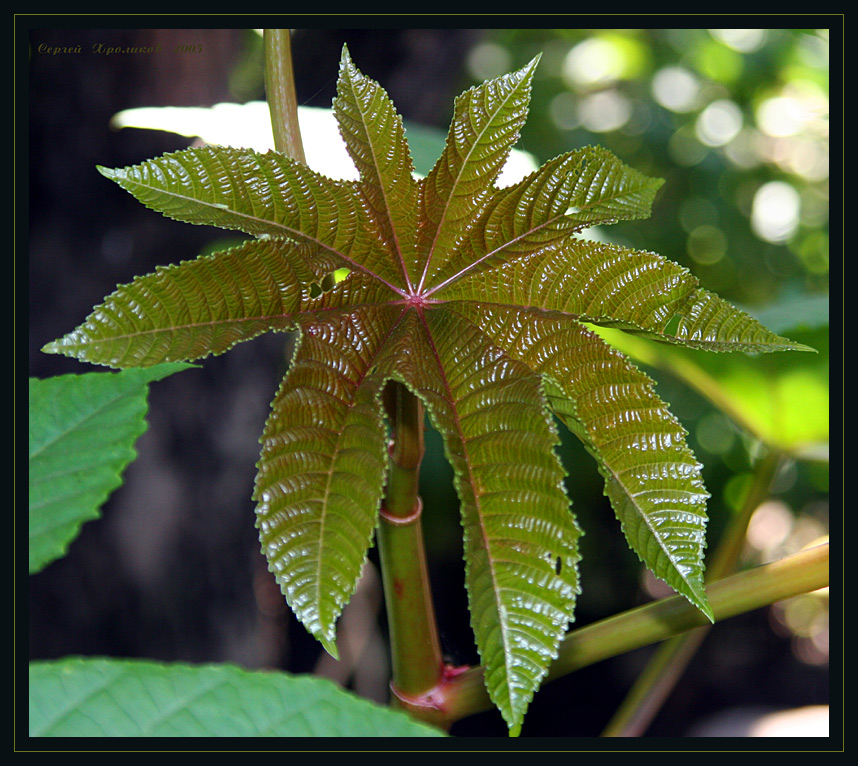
[28,658,446,737]
[592,319,828,455]
[740,292,829,335]
[28,364,193,574]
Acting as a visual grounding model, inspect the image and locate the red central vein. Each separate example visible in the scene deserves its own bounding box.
[415,84,527,296]
[349,76,415,294]
[414,307,513,689]
[310,303,412,610]
[421,210,582,299]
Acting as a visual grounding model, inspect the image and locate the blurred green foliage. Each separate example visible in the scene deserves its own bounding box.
[465,28,829,309]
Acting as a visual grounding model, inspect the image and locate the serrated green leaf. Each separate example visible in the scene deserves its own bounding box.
[416,56,540,291]
[98,145,402,290]
[254,306,399,656]
[28,364,192,574]
[28,658,445,737]
[428,146,665,292]
[668,288,816,353]
[438,239,698,333]
[42,239,314,368]
[43,46,811,734]
[449,303,711,618]
[386,309,581,730]
[334,46,418,291]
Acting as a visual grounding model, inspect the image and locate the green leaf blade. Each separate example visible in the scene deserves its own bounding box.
[29,658,446,737]
[99,146,404,290]
[669,288,817,353]
[440,239,698,332]
[417,57,540,291]
[254,306,402,655]
[450,303,713,619]
[42,239,312,369]
[396,307,581,733]
[334,46,419,290]
[429,146,665,292]
[28,364,192,573]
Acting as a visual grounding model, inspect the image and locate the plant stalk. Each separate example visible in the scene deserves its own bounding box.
[437,541,829,726]
[601,447,784,737]
[263,29,306,163]
[376,382,446,725]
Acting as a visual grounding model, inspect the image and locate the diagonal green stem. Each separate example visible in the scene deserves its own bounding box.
[437,542,829,726]
[263,29,306,163]
[600,447,784,737]
[376,382,446,723]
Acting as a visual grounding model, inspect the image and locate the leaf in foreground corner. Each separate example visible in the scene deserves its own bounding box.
[28,364,193,574]
[28,658,445,737]
[43,46,811,733]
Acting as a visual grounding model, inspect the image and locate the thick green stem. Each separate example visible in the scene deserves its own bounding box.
[376,382,445,723]
[601,448,784,737]
[437,542,829,726]
[263,29,306,163]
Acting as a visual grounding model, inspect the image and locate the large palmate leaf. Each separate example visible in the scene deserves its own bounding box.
[43,46,809,733]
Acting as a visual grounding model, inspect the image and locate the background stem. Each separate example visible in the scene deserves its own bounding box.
[601,447,783,737]
[438,542,829,726]
[263,29,306,163]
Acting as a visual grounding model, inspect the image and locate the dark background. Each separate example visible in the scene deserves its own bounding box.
[25,24,832,739]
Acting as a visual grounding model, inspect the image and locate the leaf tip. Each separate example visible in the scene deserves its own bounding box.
[96,164,118,181]
[320,636,340,661]
[516,53,542,85]
[790,341,818,354]
[687,583,714,624]
[525,51,542,69]
[41,335,75,359]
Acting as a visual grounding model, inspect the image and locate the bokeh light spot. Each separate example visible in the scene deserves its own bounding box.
[751,181,801,243]
[466,42,512,81]
[651,66,701,113]
[687,224,727,265]
[708,28,768,53]
[696,99,743,146]
[578,90,632,133]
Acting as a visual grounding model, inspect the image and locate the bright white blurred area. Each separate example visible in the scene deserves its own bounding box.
[708,28,768,54]
[110,102,537,186]
[652,66,701,113]
[688,705,829,736]
[752,180,802,243]
[466,41,513,81]
[696,99,743,147]
[562,37,627,88]
[578,90,632,133]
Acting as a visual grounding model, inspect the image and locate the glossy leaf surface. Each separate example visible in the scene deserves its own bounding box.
[43,47,808,733]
